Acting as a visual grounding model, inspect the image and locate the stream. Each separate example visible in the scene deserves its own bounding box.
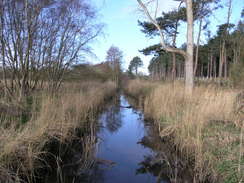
[42,95,192,183]
[92,95,170,183]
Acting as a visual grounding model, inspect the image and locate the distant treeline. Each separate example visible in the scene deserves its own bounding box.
[138,1,244,87]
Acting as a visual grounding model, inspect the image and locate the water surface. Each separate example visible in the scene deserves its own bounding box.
[92,95,170,183]
[41,95,192,183]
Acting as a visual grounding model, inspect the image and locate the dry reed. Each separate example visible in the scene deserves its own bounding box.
[0,81,116,182]
[126,79,243,182]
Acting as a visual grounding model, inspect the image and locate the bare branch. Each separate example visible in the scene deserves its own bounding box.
[137,0,187,58]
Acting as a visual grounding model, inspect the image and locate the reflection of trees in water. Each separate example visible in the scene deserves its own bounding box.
[136,155,171,183]
[104,96,122,133]
[137,124,193,183]
[137,134,172,183]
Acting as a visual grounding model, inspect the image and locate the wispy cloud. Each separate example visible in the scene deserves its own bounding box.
[115,0,180,21]
[132,0,180,20]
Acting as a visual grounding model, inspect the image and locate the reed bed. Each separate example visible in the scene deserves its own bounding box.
[125,79,243,183]
[0,81,116,182]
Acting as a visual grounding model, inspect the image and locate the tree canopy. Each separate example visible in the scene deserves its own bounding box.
[128,56,143,75]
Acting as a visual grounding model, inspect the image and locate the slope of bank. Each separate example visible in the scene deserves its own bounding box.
[124,79,243,183]
[0,81,117,183]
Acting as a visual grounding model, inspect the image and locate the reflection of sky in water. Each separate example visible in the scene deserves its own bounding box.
[95,96,169,183]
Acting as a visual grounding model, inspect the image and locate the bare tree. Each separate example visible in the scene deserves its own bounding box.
[137,0,194,93]
[0,0,102,100]
[106,46,123,87]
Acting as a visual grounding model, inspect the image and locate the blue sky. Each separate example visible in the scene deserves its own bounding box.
[89,0,244,74]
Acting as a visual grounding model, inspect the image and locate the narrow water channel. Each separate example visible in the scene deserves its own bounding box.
[91,95,171,183]
[41,95,192,183]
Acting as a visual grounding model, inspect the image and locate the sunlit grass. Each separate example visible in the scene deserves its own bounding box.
[125,79,243,182]
[0,81,116,182]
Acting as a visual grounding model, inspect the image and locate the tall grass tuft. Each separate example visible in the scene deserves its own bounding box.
[0,81,116,182]
[125,79,243,182]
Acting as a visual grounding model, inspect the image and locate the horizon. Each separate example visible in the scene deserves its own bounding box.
[89,0,243,74]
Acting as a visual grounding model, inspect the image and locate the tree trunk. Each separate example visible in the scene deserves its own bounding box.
[171,19,178,80]
[210,52,213,79]
[194,18,203,76]
[0,4,8,98]
[172,53,176,80]
[213,57,216,79]
[207,61,210,78]
[176,62,180,78]
[185,0,194,93]
[224,49,228,78]
[219,41,225,78]
[201,63,204,78]
[137,0,194,90]
[220,0,232,79]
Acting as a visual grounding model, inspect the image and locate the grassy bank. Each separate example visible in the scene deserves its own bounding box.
[125,79,243,183]
[0,81,116,182]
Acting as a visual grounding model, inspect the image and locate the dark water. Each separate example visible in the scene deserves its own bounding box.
[91,96,171,183]
[42,95,192,183]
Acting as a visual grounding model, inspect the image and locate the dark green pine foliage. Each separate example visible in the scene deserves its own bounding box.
[138,7,184,79]
[128,56,143,75]
[138,0,244,82]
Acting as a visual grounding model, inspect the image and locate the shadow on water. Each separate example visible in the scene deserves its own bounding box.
[89,95,192,183]
[40,95,193,183]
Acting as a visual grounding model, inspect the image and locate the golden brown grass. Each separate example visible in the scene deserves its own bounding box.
[125,79,158,97]
[125,79,243,183]
[0,81,116,182]
[124,79,159,107]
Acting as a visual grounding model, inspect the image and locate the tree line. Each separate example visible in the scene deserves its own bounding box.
[136,0,244,89]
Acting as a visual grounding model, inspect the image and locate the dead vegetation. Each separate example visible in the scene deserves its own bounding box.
[125,79,243,183]
[0,81,116,182]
